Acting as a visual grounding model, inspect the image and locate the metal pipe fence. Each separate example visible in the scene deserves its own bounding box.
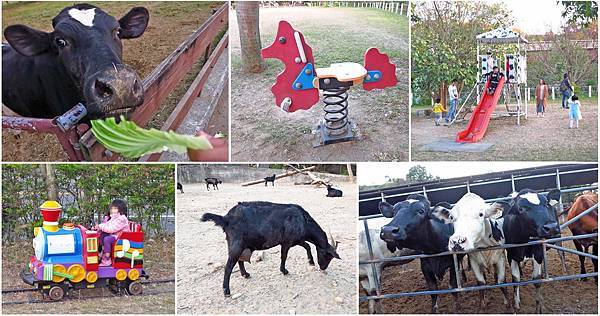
[359,167,598,309]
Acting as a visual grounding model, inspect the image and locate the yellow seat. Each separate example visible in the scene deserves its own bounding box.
[316,62,367,84]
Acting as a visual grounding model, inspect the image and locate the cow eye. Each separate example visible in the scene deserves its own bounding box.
[418,209,425,214]
[115,28,122,38]
[479,212,484,217]
[55,38,67,48]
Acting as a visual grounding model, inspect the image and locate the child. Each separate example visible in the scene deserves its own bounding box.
[568,95,582,129]
[486,66,504,95]
[95,199,130,266]
[432,98,443,126]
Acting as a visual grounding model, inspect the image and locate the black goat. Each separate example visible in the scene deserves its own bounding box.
[177,182,184,193]
[326,184,343,197]
[205,177,223,191]
[264,174,276,186]
[201,201,341,297]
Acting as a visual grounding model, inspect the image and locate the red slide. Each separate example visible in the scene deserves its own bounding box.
[456,75,505,143]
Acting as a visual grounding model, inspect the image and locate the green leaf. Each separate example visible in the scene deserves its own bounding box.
[90,116,213,158]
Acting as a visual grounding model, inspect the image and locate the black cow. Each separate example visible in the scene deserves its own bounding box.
[201,201,341,297]
[2,3,149,119]
[205,177,222,191]
[325,184,343,197]
[492,189,561,313]
[264,174,276,186]
[177,182,184,193]
[379,195,461,314]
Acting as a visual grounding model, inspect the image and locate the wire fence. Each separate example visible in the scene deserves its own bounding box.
[359,166,598,308]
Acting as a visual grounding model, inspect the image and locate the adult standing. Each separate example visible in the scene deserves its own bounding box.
[535,79,549,117]
[446,79,459,123]
[560,73,573,109]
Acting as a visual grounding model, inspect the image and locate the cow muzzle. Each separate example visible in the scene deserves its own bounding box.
[84,64,144,118]
[448,236,468,252]
[380,225,405,242]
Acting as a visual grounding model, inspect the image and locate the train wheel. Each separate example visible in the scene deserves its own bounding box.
[48,285,64,301]
[127,281,143,295]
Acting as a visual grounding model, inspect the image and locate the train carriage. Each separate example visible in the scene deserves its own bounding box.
[20,201,148,301]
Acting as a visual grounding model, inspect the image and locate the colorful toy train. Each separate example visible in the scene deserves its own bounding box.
[20,201,147,301]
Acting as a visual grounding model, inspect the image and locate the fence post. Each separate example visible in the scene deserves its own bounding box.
[551,86,555,100]
[400,2,404,15]
[555,169,568,274]
[589,85,592,98]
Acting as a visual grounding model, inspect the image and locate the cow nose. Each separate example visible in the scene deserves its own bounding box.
[541,223,559,236]
[380,226,400,240]
[84,64,144,117]
[94,78,114,100]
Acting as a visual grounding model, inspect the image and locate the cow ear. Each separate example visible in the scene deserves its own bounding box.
[431,202,453,223]
[490,201,511,215]
[378,201,395,218]
[119,7,149,39]
[546,189,561,206]
[486,202,508,219]
[4,25,50,56]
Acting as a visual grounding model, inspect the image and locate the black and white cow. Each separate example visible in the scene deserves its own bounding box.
[359,217,417,314]
[493,189,561,313]
[434,189,561,313]
[379,194,462,314]
[433,193,512,312]
[2,3,149,119]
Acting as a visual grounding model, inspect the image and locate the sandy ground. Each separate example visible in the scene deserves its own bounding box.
[230,7,409,162]
[176,182,358,314]
[411,101,598,161]
[2,1,226,162]
[359,228,598,314]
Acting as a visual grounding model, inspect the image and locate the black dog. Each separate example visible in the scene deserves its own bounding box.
[326,184,343,197]
[177,182,184,193]
[205,177,223,191]
[264,174,276,186]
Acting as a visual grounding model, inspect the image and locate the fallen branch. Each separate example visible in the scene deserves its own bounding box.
[240,166,316,186]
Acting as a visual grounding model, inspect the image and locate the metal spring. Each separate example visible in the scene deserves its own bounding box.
[322,86,350,135]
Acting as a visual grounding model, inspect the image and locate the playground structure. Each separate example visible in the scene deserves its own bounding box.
[451,27,529,142]
[261,21,397,147]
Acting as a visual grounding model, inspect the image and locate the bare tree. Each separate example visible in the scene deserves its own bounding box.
[237,1,266,73]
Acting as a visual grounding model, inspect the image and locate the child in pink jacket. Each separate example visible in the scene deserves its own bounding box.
[95,199,130,266]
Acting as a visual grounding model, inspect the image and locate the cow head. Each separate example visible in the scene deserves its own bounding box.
[378,194,434,244]
[4,3,149,119]
[495,189,562,239]
[316,233,340,270]
[433,193,505,252]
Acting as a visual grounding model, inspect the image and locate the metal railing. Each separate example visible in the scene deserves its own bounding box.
[359,167,598,309]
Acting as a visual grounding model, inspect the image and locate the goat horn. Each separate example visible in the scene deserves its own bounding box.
[328,228,338,250]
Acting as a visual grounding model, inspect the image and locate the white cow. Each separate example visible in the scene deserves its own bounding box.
[432,193,513,312]
[359,217,416,314]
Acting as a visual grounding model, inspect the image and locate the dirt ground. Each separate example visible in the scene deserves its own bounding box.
[2,1,226,162]
[358,229,598,314]
[176,181,357,314]
[411,100,598,161]
[2,236,175,313]
[231,7,409,162]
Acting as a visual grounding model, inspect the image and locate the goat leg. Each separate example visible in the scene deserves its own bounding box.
[238,261,250,278]
[299,242,315,265]
[280,245,290,275]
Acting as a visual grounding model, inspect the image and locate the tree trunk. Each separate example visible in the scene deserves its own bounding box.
[346,164,355,182]
[40,165,58,201]
[237,1,266,73]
